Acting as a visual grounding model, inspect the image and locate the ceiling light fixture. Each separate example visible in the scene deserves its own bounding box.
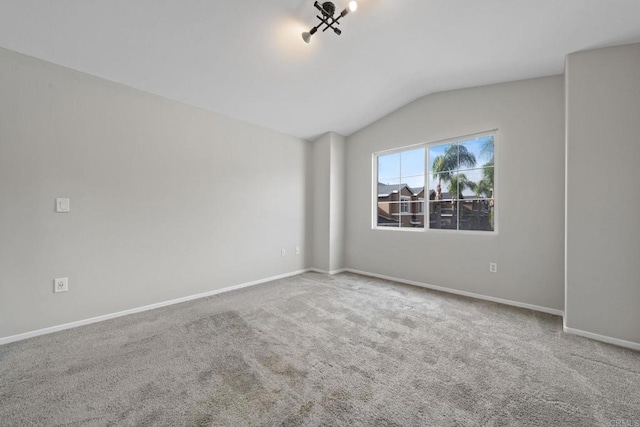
[301,1,358,44]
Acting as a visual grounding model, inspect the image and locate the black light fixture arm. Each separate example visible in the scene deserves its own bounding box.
[302,1,357,43]
[315,2,343,34]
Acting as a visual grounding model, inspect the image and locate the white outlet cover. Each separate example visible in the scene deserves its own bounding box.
[489,263,498,273]
[56,198,70,213]
[54,277,69,293]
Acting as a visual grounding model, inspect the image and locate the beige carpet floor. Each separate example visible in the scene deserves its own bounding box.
[1,272,639,426]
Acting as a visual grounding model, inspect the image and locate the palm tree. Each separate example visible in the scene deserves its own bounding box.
[469,158,494,198]
[472,156,495,230]
[431,144,476,198]
[448,173,473,198]
[480,136,494,161]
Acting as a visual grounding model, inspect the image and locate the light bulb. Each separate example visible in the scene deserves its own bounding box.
[302,32,311,43]
[348,1,358,12]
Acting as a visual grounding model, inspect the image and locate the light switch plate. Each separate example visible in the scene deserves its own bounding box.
[56,198,70,213]
[54,277,68,293]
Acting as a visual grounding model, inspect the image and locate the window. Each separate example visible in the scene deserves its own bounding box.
[400,196,410,213]
[374,133,495,232]
[376,147,425,228]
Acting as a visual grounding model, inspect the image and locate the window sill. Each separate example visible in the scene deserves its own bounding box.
[372,226,498,235]
[372,226,425,232]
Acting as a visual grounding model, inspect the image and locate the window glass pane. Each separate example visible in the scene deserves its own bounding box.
[478,135,495,163]
[459,199,494,231]
[400,148,425,178]
[458,168,493,199]
[377,178,401,199]
[429,142,458,176]
[457,138,482,172]
[403,175,424,196]
[403,176,424,211]
[377,202,400,227]
[377,178,401,227]
[427,174,438,196]
[428,201,456,230]
[479,164,494,199]
[378,152,400,183]
[448,172,465,199]
[400,202,425,228]
[428,173,456,201]
[483,164,494,183]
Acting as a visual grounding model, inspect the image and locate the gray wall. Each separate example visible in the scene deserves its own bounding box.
[565,43,640,344]
[0,48,309,339]
[310,132,346,273]
[310,133,331,271]
[345,76,566,311]
[329,133,346,272]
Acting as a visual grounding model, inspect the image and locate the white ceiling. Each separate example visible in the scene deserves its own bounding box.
[1,1,639,139]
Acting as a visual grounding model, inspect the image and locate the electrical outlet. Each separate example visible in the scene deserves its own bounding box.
[55,198,70,213]
[54,277,68,293]
[489,263,497,273]
[281,248,286,257]
[295,247,300,255]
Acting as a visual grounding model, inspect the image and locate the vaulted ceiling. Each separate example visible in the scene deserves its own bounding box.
[1,0,639,139]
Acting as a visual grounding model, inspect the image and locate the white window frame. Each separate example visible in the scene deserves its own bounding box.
[372,130,498,234]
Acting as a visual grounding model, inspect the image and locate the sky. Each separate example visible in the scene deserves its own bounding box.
[378,135,494,197]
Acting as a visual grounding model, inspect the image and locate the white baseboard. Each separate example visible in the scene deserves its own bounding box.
[0,269,310,346]
[563,325,640,351]
[343,268,565,317]
[307,268,346,276]
[344,269,640,350]
[6,267,636,352]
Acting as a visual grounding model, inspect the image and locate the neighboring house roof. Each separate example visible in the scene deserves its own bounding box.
[377,183,401,197]
[378,183,426,197]
[377,215,398,225]
[379,183,492,199]
[432,192,453,199]
[431,192,492,200]
[410,187,425,196]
